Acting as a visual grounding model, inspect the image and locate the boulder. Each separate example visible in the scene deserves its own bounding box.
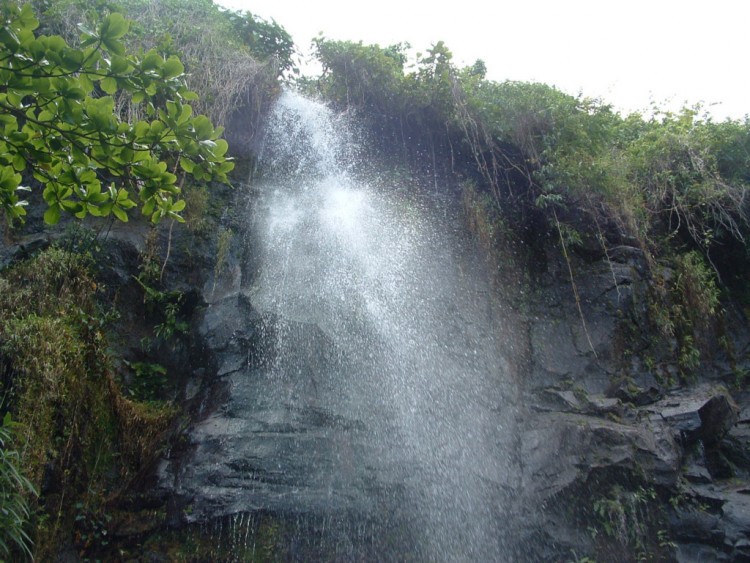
[644,386,739,446]
[521,411,681,500]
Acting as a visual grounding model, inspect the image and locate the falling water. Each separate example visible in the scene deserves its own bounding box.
[174,91,524,560]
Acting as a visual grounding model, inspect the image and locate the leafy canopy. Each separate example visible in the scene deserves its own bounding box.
[0,3,234,225]
[311,38,750,263]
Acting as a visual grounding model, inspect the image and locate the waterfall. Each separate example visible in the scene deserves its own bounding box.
[170,91,524,561]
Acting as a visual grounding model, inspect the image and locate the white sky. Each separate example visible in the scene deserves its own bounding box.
[218,0,749,120]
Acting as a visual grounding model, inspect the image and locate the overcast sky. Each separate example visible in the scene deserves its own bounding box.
[217,0,749,120]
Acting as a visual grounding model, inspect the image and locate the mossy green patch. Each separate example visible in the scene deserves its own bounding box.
[0,246,176,559]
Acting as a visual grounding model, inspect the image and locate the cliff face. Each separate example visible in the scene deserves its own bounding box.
[91,170,750,561]
[482,214,750,561]
[3,111,750,562]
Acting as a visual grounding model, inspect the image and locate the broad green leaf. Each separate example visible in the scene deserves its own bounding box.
[217,161,235,174]
[0,168,21,192]
[177,104,192,124]
[60,47,84,71]
[18,4,39,31]
[110,54,131,74]
[141,50,163,71]
[0,5,234,227]
[100,77,118,94]
[112,205,128,222]
[44,204,61,225]
[161,56,184,79]
[213,139,229,158]
[12,153,25,172]
[179,157,195,173]
[100,13,129,41]
[192,115,213,140]
[142,198,155,216]
[102,37,125,56]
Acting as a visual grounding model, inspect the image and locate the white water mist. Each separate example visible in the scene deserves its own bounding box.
[246,90,522,560]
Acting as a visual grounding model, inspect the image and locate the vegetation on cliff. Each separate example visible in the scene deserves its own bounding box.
[306,39,750,560]
[0,244,177,558]
[0,0,287,557]
[0,2,235,227]
[1,0,749,558]
[308,38,750,381]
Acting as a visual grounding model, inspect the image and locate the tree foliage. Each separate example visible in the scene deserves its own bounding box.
[0,2,234,226]
[30,0,293,130]
[309,38,750,272]
[312,38,409,114]
[226,9,294,73]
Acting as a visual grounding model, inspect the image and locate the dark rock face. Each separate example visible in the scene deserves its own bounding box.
[142,202,750,562]
[155,184,529,560]
[46,182,734,563]
[516,241,750,561]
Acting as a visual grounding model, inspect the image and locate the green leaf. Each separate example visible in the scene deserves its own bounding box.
[162,56,184,79]
[44,204,61,225]
[12,153,25,172]
[192,115,213,140]
[142,198,155,216]
[102,37,125,56]
[100,13,129,41]
[116,188,136,208]
[110,54,131,74]
[60,47,84,71]
[85,95,115,130]
[213,139,229,158]
[141,50,163,71]
[0,6,234,228]
[100,76,118,94]
[177,104,192,124]
[217,161,235,174]
[179,157,195,173]
[112,205,128,222]
[18,4,40,31]
[0,167,21,192]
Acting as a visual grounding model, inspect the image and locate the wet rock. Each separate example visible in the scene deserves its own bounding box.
[534,389,583,413]
[0,232,51,267]
[159,316,386,522]
[521,411,681,500]
[526,251,649,403]
[585,394,624,417]
[670,507,722,544]
[610,373,664,406]
[520,384,746,558]
[721,406,750,477]
[198,292,264,354]
[720,488,750,555]
[683,449,713,484]
[644,387,739,446]
[671,483,750,560]
[675,543,730,562]
[700,393,741,446]
[533,388,625,419]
